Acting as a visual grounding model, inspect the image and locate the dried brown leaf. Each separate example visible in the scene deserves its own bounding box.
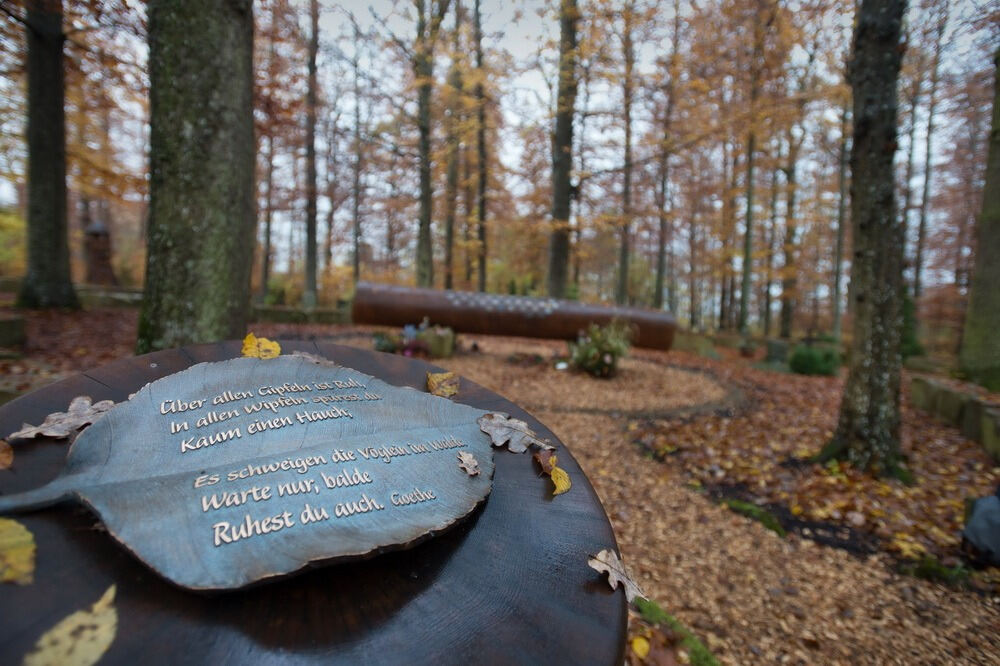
[457,451,480,476]
[533,449,556,474]
[8,397,116,441]
[477,412,554,453]
[588,548,646,602]
[534,451,572,495]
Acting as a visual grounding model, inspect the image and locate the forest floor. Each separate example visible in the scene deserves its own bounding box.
[2,306,1000,664]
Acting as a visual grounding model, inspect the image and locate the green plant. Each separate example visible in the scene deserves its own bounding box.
[569,320,633,378]
[721,499,786,537]
[900,556,970,587]
[789,345,839,376]
[634,598,720,666]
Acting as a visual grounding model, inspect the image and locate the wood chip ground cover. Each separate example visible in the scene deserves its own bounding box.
[5,310,1000,664]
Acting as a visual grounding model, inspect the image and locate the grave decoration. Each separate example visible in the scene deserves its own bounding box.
[0,353,495,590]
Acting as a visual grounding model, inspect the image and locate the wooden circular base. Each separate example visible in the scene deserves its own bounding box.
[0,341,626,665]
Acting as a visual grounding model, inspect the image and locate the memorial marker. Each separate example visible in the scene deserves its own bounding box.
[0,354,495,590]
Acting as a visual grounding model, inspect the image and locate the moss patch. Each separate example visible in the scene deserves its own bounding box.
[634,598,720,666]
[721,499,787,537]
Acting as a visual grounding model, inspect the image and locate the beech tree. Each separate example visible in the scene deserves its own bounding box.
[413,0,451,287]
[959,48,1000,391]
[17,0,78,308]
[137,0,255,352]
[547,0,578,299]
[821,0,908,476]
[302,0,319,307]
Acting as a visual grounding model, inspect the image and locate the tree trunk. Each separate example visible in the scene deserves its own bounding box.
[474,0,487,292]
[615,5,635,306]
[913,5,947,306]
[413,0,449,287]
[899,62,921,254]
[547,0,578,298]
[19,0,78,309]
[654,4,680,311]
[442,2,463,290]
[832,102,850,342]
[138,0,255,352]
[258,132,274,303]
[779,144,798,339]
[763,165,779,337]
[462,143,473,284]
[739,0,768,334]
[822,0,908,477]
[303,0,319,307]
[688,211,699,329]
[958,48,1000,390]
[352,22,363,282]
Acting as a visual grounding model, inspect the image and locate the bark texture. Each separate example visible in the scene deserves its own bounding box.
[413,0,450,287]
[825,0,908,476]
[546,0,578,299]
[19,0,78,309]
[138,0,255,353]
[302,0,319,307]
[958,49,1000,391]
[473,0,486,292]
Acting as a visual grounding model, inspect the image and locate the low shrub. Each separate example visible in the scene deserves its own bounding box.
[789,345,839,376]
[569,319,633,378]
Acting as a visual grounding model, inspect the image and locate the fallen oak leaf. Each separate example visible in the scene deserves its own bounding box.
[23,584,117,666]
[0,439,11,470]
[0,517,35,584]
[241,332,281,359]
[457,451,480,476]
[290,350,339,367]
[8,397,116,441]
[478,412,554,453]
[427,371,459,398]
[588,548,646,602]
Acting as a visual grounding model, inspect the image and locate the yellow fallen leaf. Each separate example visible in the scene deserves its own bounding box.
[0,439,11,470]
[891,533,926,560]
[550,462,572,496]
[426,371,459,398]
[23,585,117,666]
[632,635,651,659]
[241,332,281,359]
[0,517,35,584]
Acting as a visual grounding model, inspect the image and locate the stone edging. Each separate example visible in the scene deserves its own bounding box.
[910,376,1000,463]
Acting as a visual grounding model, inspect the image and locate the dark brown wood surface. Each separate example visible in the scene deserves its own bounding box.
[0,341,627,665]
